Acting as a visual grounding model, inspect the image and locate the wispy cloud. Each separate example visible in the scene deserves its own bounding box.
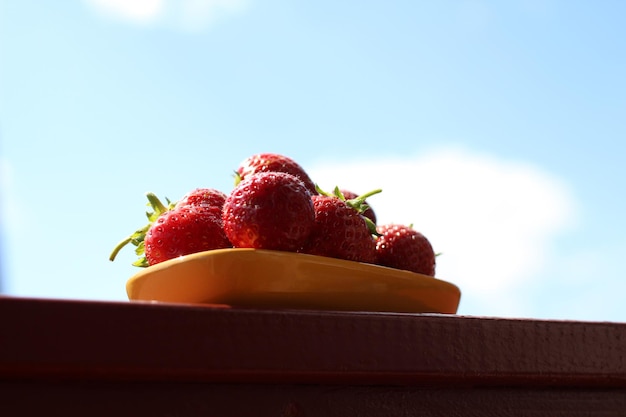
[307,147,579,318]
[83,0,249,31]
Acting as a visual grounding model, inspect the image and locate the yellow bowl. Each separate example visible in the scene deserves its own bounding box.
[126,248,461,314]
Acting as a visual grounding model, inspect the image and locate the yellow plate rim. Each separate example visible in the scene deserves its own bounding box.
[126,248,461,314]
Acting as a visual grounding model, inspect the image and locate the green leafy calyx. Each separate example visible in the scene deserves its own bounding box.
[315,185,382,235]
[108,192,174,267]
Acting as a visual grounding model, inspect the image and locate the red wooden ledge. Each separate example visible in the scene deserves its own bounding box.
[2,296,626,416]
[1,296,625,387]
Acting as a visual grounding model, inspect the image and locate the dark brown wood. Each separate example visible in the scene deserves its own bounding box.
[1,296,625,415]
[2,381,626,417]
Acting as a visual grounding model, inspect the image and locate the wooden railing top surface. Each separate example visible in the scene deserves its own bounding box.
[1,296,625,387]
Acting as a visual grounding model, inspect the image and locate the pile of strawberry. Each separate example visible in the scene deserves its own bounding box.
[110,153,436,276]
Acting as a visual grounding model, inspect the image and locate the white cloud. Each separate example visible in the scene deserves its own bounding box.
[529,241,626,322]
[307,147,579,318]
[84,0,249,31]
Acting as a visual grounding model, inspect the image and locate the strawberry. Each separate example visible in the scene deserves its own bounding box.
[300,188,381,264]
[222,171,315,251]
[175,188,227,213]
[144,204,231,265]
[110,189,230,267]
[339,189,377,225]
[375,224,436,276]
[235,153,317,195]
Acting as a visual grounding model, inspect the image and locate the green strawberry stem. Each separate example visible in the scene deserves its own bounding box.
[108,192,172,263]
[342,188,382,210]
[108,224,149,262]
[109,238,132,262]
[233,170,243,186]
[362,216,380,236]
[315,185,382,236]
[315,184,382,208]
[146,192,168,214]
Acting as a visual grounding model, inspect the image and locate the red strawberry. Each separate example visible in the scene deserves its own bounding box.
[110,191,230,267]
[340,189,377,225]
[300,189,381,263]
[375,224,436,276]
[222,171,315,251]
[145,205,231,265]
[175,188,227,212]
[235,153,317,195]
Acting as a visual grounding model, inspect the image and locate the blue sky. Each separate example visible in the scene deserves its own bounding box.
[1,0,625,321]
